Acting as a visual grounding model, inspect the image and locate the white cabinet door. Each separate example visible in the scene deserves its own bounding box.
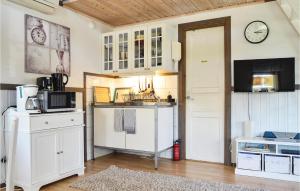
[148,26,163,70]
[94,108,126,148]
[31,130,59,184]
[148,24,176,72]
[102,32,116,74]
[59,126,83,174]
[125,109,155,152]
[132,27,148,72]
[116,31,131,73]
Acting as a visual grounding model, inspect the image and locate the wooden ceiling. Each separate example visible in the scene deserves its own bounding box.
[65,0,266,26]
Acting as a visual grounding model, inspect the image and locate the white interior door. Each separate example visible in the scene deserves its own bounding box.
[186,27,225,163]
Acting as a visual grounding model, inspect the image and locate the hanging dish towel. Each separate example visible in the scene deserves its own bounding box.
[114,109,124,132]
[124,109,136,134]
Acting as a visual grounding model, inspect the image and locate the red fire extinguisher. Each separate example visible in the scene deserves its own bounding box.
[173,140,180,161]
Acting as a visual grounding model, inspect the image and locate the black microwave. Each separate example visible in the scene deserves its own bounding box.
[37,91,76,113]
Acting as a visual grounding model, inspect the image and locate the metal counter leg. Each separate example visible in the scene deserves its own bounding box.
[154,152,159,169]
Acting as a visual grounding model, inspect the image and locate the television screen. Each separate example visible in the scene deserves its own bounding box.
[234,58,295,92]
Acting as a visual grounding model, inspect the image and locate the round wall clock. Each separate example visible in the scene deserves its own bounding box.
[31,20,47,45]
[244,21,269,44]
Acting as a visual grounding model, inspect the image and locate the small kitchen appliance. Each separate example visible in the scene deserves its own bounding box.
[16,85,41,113]
[37,77,52,90]
[51,73,68,91]
[37,90,76,113]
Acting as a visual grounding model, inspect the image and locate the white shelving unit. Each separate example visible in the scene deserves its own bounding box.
[235,137,300,182]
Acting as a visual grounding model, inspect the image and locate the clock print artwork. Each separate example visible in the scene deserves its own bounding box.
[25,14,71,75]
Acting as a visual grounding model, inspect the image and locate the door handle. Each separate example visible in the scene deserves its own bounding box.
[186,96,194,100]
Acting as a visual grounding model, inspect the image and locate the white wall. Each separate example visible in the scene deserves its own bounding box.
[0,0,113,87]
[0,0,112,183]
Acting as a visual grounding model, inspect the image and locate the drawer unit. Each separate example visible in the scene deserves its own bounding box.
[293,157,300,176]
[237,152,261,171]
[30,112,83,131]
[265,155,290,174]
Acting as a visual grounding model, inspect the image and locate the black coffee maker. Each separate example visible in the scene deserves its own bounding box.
[37,77,52,90]
[51,73,69,91]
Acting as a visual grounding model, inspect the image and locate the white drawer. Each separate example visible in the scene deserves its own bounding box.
[237,152,261,171]
[293,157,300,176]
[265,155,290,174]
[30,112,83,131]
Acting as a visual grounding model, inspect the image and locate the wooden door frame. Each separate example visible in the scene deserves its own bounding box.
[178,17,232,165]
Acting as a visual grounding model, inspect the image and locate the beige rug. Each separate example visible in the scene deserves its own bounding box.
[71,165,268,191]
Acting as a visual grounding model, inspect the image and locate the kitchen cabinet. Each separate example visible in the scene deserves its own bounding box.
[102,32,115,74]
[94,108,126,148]
[116,30,131,73]
[93,106,174,168]
[5,110,84,191]
[148,24,177,72]
[59,126,83,174]
[101,24,178,75]
[132,27,148,72]
[31,130,59,184]
[125,108,155,152]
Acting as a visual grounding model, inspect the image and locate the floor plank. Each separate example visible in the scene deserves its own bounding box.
[41,153,300,191]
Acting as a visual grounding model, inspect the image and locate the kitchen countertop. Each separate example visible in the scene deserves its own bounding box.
[92,103,176,108]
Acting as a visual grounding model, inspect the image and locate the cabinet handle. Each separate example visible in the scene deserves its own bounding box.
[45,121,49,125]
[57,152,60,155]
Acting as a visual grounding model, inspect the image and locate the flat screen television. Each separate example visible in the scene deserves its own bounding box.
[234,58,295,92]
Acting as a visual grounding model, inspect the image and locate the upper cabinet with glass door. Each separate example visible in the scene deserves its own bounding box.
[102,32,115,74]
[148,24,177,72]
[100,24,178,75]
[133,27,147,72]
[116,31,131,74]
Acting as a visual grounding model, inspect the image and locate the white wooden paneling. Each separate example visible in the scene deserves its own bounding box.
[231,90,300,163]
[0,90,16,184]
[232,91,300,139]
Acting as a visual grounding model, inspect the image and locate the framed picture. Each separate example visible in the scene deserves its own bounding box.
[113,88,132,103]
[25,14,71,75]
[93,86,111,104]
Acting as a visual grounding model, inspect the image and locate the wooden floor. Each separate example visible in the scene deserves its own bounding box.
[41,153,300,191]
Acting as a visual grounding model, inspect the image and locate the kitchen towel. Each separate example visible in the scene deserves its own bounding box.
[114,109,124,132]
[124,109,136,134]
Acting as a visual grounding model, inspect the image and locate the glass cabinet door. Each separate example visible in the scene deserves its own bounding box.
[117,32,129,70]
[103,34,114,72]
[150,27,162,68]
[133,29,146,69]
